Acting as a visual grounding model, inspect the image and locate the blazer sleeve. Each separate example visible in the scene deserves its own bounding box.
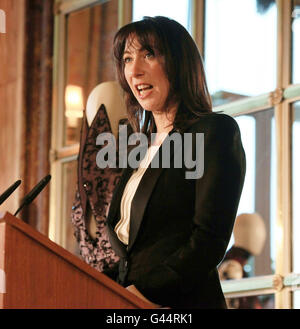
[134,114,246,305]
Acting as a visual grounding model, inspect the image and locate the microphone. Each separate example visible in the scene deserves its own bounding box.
[14,174,51,216]
[0,180,22,206]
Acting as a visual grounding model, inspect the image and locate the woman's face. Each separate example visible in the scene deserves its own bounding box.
[123,36,171,113]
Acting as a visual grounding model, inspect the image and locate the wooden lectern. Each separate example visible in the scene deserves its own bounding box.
[0,212,153,309]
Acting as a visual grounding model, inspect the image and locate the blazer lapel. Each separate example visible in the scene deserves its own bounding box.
[106,166,134,257]
[127,161,164,253]
[127,128,180,252]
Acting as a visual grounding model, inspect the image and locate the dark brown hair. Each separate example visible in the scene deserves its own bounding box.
[113,16,212,134]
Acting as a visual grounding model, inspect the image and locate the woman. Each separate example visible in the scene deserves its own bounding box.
[103,16,246,309]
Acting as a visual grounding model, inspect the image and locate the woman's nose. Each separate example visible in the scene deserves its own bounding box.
[129,58,144,78]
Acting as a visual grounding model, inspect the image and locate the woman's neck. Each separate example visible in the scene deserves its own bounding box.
[151,106,177,146]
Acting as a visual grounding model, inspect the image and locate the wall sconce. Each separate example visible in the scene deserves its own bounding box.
[65,84,84,127]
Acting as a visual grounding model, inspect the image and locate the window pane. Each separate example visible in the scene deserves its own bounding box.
[293,291,300,309]
[132,0,191,33]
[219,109,276,280]
[204,0,277,106]
[225,294,275,309]
[292,1,300,83]
[292,101,300,274]
[64,0,118,146]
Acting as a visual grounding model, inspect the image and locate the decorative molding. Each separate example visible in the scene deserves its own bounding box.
[283,273,300,290]
[273,274,284,292]
[283,84,300,100]
[56,144,80,161]
[268,88,284,106]
[118,0,132,28]
[56,0,108,15]
[54,0,62,15]
[221,275,275,296]
[221,272,300,298]
[213,93,271,116]
[49,149,57,163]
[190,0,204,54]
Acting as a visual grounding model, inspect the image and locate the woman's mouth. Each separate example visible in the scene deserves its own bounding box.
[136,84,153,99]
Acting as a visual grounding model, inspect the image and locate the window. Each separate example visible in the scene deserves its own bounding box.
[292,1,300,83]
[233,109,276,278]
[212,0,300,308]
[292,100,300,307]
[132,0,192,33]
[204,0,277,106]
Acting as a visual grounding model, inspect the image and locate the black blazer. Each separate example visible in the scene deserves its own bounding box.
[105,112,246,309]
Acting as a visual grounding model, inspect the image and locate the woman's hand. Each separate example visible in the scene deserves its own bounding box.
[126,285,161,308]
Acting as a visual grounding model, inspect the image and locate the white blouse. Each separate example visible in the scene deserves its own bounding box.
[114,144,160,245]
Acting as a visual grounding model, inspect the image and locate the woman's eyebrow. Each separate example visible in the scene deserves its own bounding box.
[123,50,132,56]
[123,46,150,56]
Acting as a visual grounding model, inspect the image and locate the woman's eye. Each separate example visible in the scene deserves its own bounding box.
[145,52,154,58]
[123,57,131,64]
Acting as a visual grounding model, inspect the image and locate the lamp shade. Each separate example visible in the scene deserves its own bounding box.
[65,84,84,119]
